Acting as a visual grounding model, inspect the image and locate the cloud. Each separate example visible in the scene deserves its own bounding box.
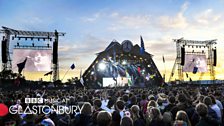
[107,13,151,31]
[82,12,101,22]
[157,1,189,29]
[20,16,43,24]
[194,9,222,25]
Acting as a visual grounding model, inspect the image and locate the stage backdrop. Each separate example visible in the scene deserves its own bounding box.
[12,48,52,72]
[183,54,208,72]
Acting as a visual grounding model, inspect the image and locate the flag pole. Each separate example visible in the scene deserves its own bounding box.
[62,68,70,82]
[163,55,166,82]
[50,74,52,82]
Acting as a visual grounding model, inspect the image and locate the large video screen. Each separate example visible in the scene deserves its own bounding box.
[12,49,52,72]
[183,54,207,72]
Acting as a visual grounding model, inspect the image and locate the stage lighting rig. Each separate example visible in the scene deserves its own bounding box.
[98,62,106,71]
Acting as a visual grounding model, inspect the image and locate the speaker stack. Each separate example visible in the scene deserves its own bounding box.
[180,46,185,66]
[1,39,7,63]
[213,49,217,66]
[52,41,58,64]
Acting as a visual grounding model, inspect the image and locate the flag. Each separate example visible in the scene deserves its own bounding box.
[79,69,82,79]
[80,77,84,86]
[163,55,165,63]
[44,71,53,76]
[17,58,27,74]
[193,67,198,74]
[70,63,75,70]
[140,36,145,54]
[127,71,132,86]
[186,73,189,78]
[79,69,84,86]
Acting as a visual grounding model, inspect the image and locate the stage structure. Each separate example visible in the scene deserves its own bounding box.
[169,38,217,83]
[0,26,65,81]
[83,39,163,88]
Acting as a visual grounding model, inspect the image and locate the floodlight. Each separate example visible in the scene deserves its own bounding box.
[122,60,127,65]
[98,62,106,71]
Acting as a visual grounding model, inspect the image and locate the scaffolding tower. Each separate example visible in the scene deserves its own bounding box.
[169,38,217,83]
[0,26,65,82]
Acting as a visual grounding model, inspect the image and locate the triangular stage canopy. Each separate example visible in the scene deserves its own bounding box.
[83,39,163,88]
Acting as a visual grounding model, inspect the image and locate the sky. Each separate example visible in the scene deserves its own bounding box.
[1,0,224,82]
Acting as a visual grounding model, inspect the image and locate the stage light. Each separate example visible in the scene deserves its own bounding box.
[148,64,151,67]
[122,60,127,65]
[91,71,94,75]
[98,62,106,71]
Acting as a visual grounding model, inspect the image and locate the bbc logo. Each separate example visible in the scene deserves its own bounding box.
[25,98,43,104]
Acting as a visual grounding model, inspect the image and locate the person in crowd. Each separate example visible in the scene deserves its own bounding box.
[120,116,133,126]
[116,100,126,119]
[97,111,112,126]
[140,94,148,114]
[146,107,165,126]
[110,111,121,126]
[162,111,173,126]
[130,105,145,126]
[103,98,115,113]
[210,95,222,122]
[73,102,93,126]
[128,96,137,109]
[163,95,176,113]
[195,103,220,126]
[173,110,191,126]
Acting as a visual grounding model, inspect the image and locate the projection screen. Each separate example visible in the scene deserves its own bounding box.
[183,54,207,72]
[12,49,52,72]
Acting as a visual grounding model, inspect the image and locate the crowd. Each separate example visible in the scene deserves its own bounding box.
[0,85,224,126]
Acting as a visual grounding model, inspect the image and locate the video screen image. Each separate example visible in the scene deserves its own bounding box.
[12,49,52,72]
[183,54,207,72]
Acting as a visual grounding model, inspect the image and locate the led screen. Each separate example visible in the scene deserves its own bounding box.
[183,54,207,72]
[12,49,52,72]
[103,77,131,87]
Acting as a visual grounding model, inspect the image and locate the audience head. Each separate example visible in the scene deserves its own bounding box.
[196,103,208,118]
[120,116,133,126]
[177,93,187,103]
[175,110,191,126]
[203,96,212,106]
[149,107,162,121]
[97,111,112,126]
[168,95,176,104]
[94,99,102,110]
[111,111,121,125]
[81,102,92,115]
[116,100,125,111]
